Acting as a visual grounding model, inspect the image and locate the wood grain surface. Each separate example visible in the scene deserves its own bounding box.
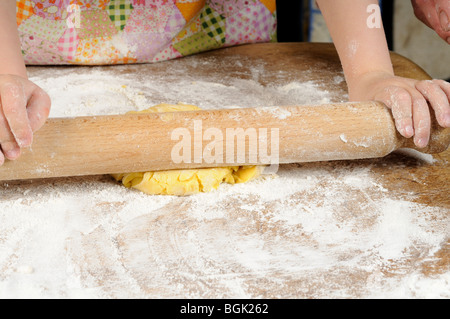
[0,43,448,298]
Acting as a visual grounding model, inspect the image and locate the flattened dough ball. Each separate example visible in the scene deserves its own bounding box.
[112,103,262,196]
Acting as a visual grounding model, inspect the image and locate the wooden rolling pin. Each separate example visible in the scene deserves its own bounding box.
[0,101,449,181]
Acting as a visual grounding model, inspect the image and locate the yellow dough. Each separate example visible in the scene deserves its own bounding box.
[112,103,262,196]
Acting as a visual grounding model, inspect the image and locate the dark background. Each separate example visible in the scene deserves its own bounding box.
[275,1,394,50]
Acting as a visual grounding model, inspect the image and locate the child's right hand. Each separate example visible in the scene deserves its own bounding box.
[0,75,51,166]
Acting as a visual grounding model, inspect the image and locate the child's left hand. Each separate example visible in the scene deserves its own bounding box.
[348,71,450,148]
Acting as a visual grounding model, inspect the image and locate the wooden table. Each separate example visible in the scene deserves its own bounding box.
[0,43,448,298]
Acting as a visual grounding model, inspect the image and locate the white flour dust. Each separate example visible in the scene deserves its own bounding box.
[0,67,448,298]
[29,68,333,118]
[0,164,448,298]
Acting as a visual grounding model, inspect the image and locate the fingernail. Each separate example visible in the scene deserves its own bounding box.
[444,113,450,127]
[17,139,26,148]
[6,148,19,159]
[16,134,32,148]
[440,10,449,31]
[17,138,30,148]
[405,125,414,137]
[416,138,428,148]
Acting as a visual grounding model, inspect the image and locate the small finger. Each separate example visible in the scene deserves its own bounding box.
[439,9,450,32]
[0,105,21,160]
[435,8,450,41]
[26,86,51,132]
[433,79,450,126]
[416,80,450,127]
[434,79,450,99]
[380,86,414,138]
[411,95,431,148]
[0,82,33,148]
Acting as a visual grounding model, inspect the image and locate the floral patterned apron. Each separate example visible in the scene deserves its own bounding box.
[16,0,277,65]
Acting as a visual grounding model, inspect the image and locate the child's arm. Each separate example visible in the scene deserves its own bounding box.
[0,0,50,166]
[316,0,450,148]
[0,0,27,77]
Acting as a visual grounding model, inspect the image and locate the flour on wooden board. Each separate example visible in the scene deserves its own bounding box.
[0,165,447,298]
[29,68,334,118]
[0,69,447,298]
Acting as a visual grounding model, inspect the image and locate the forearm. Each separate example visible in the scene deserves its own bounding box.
[0,0,27,78]
[316,0,394,99]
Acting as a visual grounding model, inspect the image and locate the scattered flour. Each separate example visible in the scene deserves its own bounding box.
[0,65,447,298]
[0,164,447,298]
[395,148,438,164]
[28,68,333,118]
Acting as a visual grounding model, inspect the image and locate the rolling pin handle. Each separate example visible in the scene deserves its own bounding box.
[400,117,450,154]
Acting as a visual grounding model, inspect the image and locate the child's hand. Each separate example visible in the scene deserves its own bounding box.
[0,75,51,166]
[411,0,450,43]
[315,0,449,149]
[349,71,450,148]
